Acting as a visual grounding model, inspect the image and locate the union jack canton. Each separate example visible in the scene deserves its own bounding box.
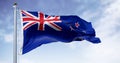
[21,10,62,31]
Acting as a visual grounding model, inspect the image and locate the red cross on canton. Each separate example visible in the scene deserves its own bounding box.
[21,10,62,31]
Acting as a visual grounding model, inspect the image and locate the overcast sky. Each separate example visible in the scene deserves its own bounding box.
[0,0,120,63]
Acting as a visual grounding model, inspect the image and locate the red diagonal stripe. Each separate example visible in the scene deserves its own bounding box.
[23,22,36,30]
[49,22,62,31]
[21,10,34,18]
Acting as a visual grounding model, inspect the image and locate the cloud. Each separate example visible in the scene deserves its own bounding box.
[0,8,13,43]
[3,33,13,43]
[0,61,8,63]
[0,28,13,43]
[19,58,34,63]
[96,0,120,41]
[80,0,120,63]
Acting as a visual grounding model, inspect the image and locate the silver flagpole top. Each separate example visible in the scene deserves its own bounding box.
[13,3,17,7]
[14,2,17,5]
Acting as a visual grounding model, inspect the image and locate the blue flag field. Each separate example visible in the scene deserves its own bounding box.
[21,10,101,54]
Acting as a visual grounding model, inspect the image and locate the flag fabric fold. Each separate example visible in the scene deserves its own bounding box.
[21,10,101,54]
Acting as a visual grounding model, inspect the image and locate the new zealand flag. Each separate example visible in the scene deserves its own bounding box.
[21,10,101,54]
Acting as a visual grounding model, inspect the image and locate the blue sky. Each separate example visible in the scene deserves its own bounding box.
[0,0,120,63]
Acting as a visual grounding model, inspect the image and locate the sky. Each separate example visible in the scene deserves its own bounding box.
[0,0,120,63]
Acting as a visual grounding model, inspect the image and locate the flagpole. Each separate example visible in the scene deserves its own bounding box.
[13,3,17,63]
